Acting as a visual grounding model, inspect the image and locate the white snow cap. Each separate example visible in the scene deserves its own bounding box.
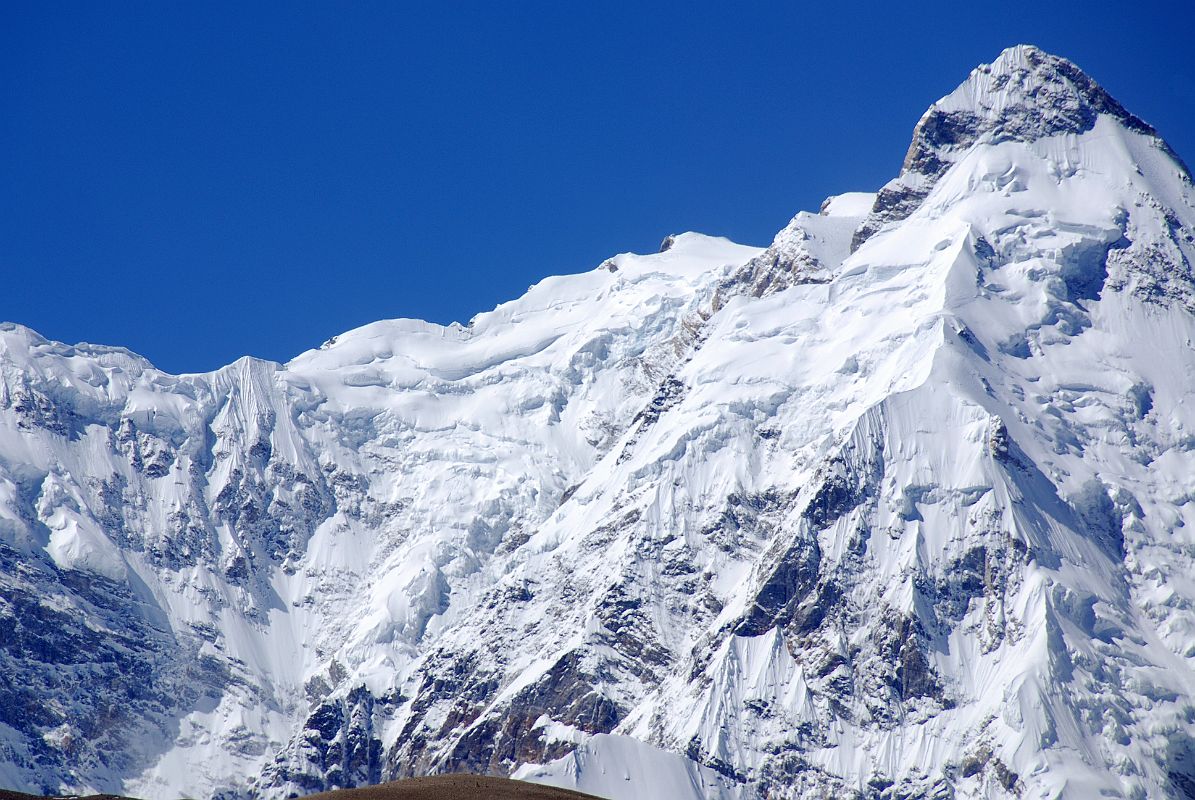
[851,43,1175,252]
[819,192,877,218]
[914,43,1155,155]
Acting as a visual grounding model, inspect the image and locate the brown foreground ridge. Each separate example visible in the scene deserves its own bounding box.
[305,776,606,800]
[0,776,606,800]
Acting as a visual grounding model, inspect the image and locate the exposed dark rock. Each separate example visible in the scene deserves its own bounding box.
[630,375,685,429]
[0,541,210,792]
[421,651,622,778]
[803,442,882,531]
[260,687,384,795]
[735,530,820,637]
[987,418,1011,461]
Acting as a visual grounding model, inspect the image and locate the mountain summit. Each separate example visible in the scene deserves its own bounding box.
[852,44,1185,250]
[919,44,1155,150]
[2,47,1195,800]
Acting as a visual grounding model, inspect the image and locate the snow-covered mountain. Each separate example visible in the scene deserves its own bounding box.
[3,44,1195,800]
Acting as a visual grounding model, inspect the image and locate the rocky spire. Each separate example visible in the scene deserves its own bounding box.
[906,44,1153,170]
[851,45,1166,251]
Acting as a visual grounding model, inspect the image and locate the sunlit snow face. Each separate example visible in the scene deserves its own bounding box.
[3,44,1195,800]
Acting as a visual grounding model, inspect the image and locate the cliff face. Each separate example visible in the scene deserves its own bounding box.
[3,45,1195,800]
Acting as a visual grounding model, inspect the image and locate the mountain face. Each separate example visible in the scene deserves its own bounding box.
[3,44,1195,800]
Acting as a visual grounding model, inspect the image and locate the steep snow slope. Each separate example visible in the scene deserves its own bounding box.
[3,45,1195,800]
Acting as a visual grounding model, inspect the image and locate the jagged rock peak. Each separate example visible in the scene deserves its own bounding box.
[851,45,1169,252]
[902,44,1154,177]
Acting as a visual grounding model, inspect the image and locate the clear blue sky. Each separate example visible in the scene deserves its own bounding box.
[3,1,1193,373]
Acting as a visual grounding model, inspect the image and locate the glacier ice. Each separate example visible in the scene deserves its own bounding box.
[2,44,1195,800]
